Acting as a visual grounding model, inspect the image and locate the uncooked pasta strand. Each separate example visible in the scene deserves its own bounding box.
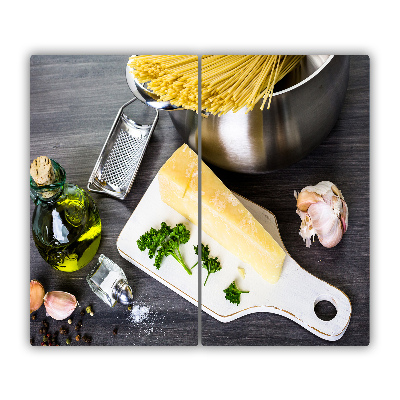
[128,55,304,115]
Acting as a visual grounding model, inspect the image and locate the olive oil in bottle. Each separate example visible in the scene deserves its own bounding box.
[30,156,101,272]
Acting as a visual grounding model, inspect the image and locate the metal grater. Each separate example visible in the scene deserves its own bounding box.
[88,98,159,200]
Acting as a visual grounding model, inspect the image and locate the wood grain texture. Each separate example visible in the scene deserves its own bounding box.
[30,55,369,347]
[30,55,197,346]
[201,55,369,346]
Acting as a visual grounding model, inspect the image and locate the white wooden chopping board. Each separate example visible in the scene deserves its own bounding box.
[117,174,352,341]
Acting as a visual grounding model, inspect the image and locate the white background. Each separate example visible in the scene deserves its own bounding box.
[2,1,397,398]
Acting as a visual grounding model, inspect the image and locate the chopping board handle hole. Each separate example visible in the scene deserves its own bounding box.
[314,295,337,321]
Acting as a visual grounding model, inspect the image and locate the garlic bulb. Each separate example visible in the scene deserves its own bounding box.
[44,291,78,320]
[294,181,348,248]
[30,280,45,313]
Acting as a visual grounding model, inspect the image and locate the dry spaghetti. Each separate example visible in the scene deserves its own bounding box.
[127,55,304,115]
[128,55,199,112]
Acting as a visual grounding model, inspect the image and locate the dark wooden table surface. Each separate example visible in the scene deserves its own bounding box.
[30,55,369,346]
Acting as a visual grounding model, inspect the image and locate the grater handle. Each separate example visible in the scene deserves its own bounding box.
[87,97,159,199]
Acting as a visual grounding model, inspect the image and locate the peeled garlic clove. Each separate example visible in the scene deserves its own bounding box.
[30,280,45,313]
[44,291,77,320]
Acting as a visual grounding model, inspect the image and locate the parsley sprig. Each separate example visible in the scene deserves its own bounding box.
[223,281,249,305]
[137,222,192,275]
[193,244,222,285]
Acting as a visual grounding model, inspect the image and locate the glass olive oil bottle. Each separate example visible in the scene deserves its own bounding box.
[30,157,101,272]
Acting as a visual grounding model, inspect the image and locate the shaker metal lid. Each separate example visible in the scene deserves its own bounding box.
[113,280,134,305]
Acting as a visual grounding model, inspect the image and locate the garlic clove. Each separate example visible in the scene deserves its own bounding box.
[296,190,323,212]
[30,280,45,313]
[44,291,77,320]
[320,220,343,248]
[331,183,344,200]
[308,201,343,248]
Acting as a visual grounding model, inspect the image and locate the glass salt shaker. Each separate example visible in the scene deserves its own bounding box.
[86,254,133,307]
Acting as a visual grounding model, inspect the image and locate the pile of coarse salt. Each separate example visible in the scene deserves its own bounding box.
[128,304,150,324]
[126,299,166,338]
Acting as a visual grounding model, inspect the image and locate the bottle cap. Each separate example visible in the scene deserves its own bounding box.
[30,156,55,185]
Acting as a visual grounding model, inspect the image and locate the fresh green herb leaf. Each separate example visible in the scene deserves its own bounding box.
[137,222,171,258]
[223,281,249,305]
[137,222,192,275]
[194,244,222,285]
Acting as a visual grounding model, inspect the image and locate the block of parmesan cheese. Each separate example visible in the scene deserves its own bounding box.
[158,144,286,284]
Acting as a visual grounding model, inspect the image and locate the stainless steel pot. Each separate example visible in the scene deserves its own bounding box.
[169,55,350,173]
[127,55,350,173]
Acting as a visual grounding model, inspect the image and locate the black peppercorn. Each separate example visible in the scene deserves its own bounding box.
[113,327,118,336]
[39,327,47,335]
[75,321,82,331]
[82,334,92,344]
